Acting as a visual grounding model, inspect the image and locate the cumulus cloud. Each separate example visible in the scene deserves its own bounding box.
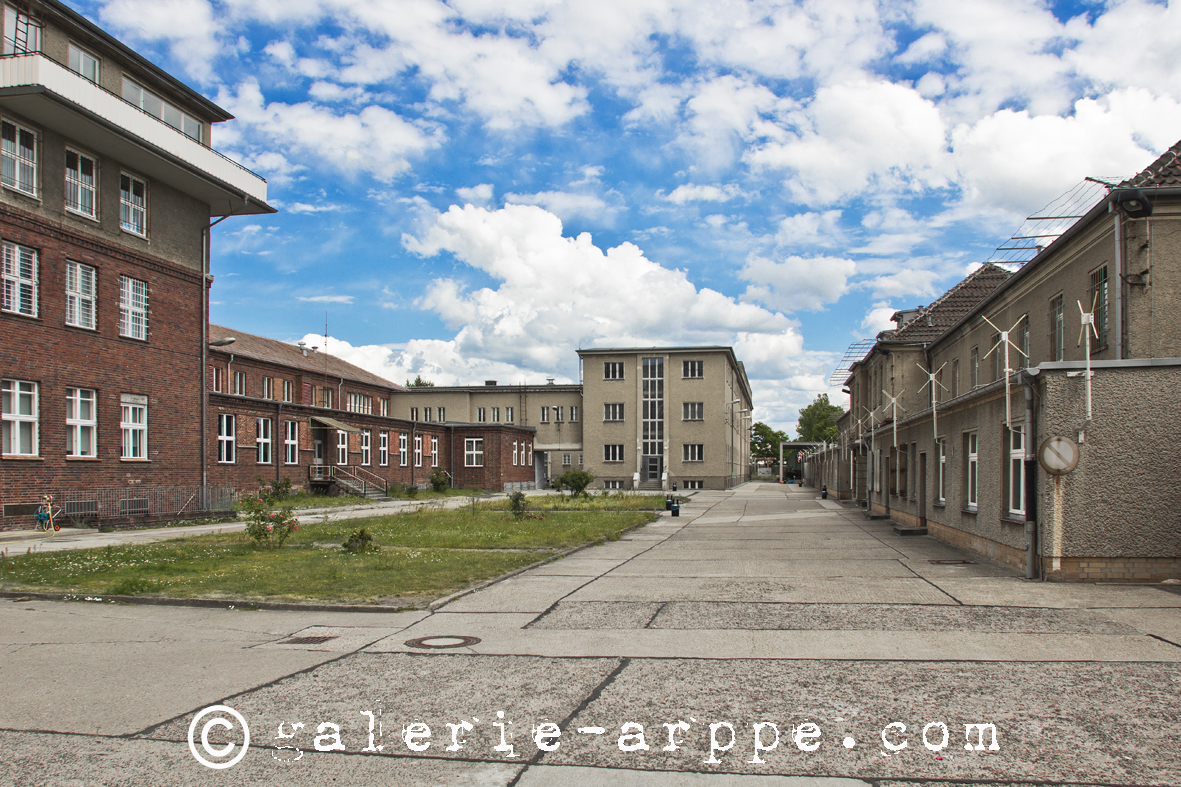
[297,294,354,303]
[99,0,222,81]
[504,191,620,223]
[740,254,857,312]
[662,184,744,204]
[861,301,897,335]
[775,210,844,248]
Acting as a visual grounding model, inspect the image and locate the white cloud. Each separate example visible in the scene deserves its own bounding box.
[775,210,844,248]
[740,254,857,313]
[861,301,897,335]
[99,0,222,81]
[859,269,940,300]
[662,184,744,204]
[297,294,354,303]
[504,191,619,223]
[456,183,495,207]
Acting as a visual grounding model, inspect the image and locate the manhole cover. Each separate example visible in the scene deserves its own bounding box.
[404,635,481,649]
[280,635,337,645]
[928,559,975,565]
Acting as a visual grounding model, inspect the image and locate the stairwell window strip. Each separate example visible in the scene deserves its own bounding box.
[256,418,271,464]
[465,438,484,467]
[120,174,147,236]
[66,261,95,329]
[284,420,299,465]
[118,275,147,339]
[361,430,371,466]
[2,379,37,455]
[65,150,97,218]
[431,435,438,467]
[1,119,36,196]
[120,394,147,460]
[66,387,96,457]
[217,413,234,463]
[2,241,36,317]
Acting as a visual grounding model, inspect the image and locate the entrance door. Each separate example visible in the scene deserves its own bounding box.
[646,456,663,481]
[313,438,324,465]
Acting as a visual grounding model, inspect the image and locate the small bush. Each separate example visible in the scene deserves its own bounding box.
[508,490,527,518]
[255,476,293,506]
[554,470,594,498]
[241,496,299,549]
[342,528,380,554]
[112,577,154,595]
[404,484,419,498]
[429,467,449,493]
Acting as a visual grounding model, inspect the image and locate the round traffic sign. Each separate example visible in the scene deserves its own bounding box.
[1038,436,1079,475]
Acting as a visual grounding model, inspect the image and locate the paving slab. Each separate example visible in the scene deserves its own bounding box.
[605,560,914,579]
[564,577,958,605]
[932,577,1181,608]
[438,575,594,613]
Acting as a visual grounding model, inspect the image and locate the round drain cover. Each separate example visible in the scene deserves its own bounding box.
[404,635,481,649]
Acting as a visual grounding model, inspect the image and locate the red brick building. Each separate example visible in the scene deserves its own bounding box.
[0,1,272,529]
[206,325,537,495]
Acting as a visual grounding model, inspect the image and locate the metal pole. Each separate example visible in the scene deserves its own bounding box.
[1024,374,1038,580]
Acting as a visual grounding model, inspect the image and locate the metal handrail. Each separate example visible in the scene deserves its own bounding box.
[308,465,387,496]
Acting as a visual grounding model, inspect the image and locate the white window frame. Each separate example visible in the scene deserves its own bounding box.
[505,406,514,423]
[1009,426,1025,517]
[68,42,99,83]
[211,366,224,393]
[379,430,389,466]
[284,419,299,465]
[431,435,438,467]
[66,387,96,457]
[336,430,348,465]
[409,407,418,422]
[491,407,500,422]
[683,360,703,378]
[399,432,407,466]
[234,371,246,396]
[513,440,518,466]
[539,406,549,423]
[967,432,978,510]
[465,437,484,467]
[1,378,37,455]
[683,443,704,462]
[570,405,578,422]
[604,403,624,421]
[217,413,235,463]
[256,417,272,464]
[527,441,532,466]
[2,240,37,317]
[604,444,624,462]
[683,402,704,420]
[121,76,202,142]
[414,434,423,467]
[604,362,624,379]
[554,406,564,422]
[937,439,946,504]
[66,260,95,329]
[120,393,147,460]
[64,149,97,218]
[562,453,571,466]
[1,118,36,196]
[282,379,293,403]
[477,407,486,423]
[380,398,388,417]
[118,275,148,340]
[120,173,146,236]
[3,6,41,54]
[361,429,371,466]
[262,377,274,400]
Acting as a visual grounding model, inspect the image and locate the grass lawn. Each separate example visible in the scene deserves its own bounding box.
[0,509,656,606]
[488,493,679,512]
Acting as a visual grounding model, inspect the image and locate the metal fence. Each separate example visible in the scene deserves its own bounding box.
[39,485,235,523]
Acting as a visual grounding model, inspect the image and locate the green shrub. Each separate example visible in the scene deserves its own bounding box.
[241,496,299,549]
[508,490,527,518]
[255,476,292,506]
[554,470,594,498]
[342,528,380,554]
[429,467,449,493]
[404,484,419,498]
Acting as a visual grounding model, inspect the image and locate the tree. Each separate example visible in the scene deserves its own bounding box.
[405,374,435,387]
[750,422,790,459]
[796,394,844,443]
[554,470,594,498]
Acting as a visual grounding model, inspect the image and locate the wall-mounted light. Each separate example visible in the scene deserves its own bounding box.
[1115,188,1153,218]
[209,337,236,347]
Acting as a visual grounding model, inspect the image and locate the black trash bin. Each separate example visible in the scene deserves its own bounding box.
[821,485,828,499]
[671,503,680,517]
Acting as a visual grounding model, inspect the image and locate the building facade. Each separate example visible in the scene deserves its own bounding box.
[0,1,271,529]
[811,142,1181,581]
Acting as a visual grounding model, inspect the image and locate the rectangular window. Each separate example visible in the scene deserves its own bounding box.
[937,439,946,504]
[682,480,703,490]
[414,434,422,467]
[256,417,271,464]
[898,444,908,498]
[604,444,624,462]
[683,360,703,378]
[951,359,960,398]
[121,77,202,142]
[262,377,273,400]
[2,378,37,455]
[380,398,388,417]
[120,393,147,459]
[282,380,293,403]
[505,406,514,423]
[539,406,549,423]
[1009,426,1025,517]
[579,453,583,466]
[336,430,348,465]
[431,435,438,467]
[68,43,99,82]
[211,366,224,393]
[603,480,623,490]
[423,407,432,422]
[3,6,41,54]
[491,407,500,422]
[604,403,624,421]
[409,407,418,422]
[562,453,571,466]
[2,240,37,317]
[683,443,704,461]
[399,433,407,466]
[119,275,148,339]
[66,261,95,329]
[518,440,525,466]
[966,432,978,510]
[1050,294,1064,361]
[66,387,96,457]
[379,430,389,466]
[65,150,97,218]
[465,437,484,467]
[217,413,235,463]
[1089,266,1109,349]
[513,440,519,466]
[438,407,445,422]
[477,407,486,423]
[1020,316,1030,368]
[990,332,1002,380]
[284,420,299,465]
[570,405,578,422]
[554,406,564,422]
[1,119,36,195]
[934,368,943,405]
[682,402,704,420]
[361,429,371,466]
[603,362,624,379]
[234,371,246,395]
[323,387,333,409]
[527,441,532,466]
[120,173,147,235]
[970,346,979,388]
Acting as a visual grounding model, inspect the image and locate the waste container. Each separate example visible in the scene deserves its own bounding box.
[821,485,828,499]
[665,497,673,510]
[671,503,680,517]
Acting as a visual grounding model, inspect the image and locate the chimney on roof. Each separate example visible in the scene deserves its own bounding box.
[891,307,924,329]
[485,380,497,386]
[546,378,555,385]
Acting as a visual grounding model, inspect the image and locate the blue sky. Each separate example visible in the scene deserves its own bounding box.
[76,0,1181,432]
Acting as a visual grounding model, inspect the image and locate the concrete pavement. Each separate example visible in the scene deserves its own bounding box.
[1,482,1179,785]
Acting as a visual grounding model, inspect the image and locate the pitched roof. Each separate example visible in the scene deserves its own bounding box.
[886,263,1013,343]
[209,324,405,391]
[1123,138,1181,188]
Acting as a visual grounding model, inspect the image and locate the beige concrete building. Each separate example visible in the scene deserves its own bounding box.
[391,346,753,491]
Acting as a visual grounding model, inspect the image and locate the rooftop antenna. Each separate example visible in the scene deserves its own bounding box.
[981,315,1028,429]
[916,363,948,441]
[1076,293,1100,421]
[882,389,906,447]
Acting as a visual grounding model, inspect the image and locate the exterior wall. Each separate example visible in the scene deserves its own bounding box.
[0,203,204,530]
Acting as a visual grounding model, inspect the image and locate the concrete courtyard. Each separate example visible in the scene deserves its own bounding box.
[1,482,1178,785]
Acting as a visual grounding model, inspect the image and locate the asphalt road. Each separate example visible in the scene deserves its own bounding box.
[1,482,1178,786]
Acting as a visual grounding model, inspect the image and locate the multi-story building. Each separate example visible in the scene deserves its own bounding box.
[813,139,1181,581]
[208,326,537,494]
[0,1,271,529]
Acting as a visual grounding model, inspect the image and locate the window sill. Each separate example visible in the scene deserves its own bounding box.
[932,502,946,509]
[64,322,98,332]
[120,227,148,241]
[2,454,44,461]
[3,184,40,202]
[65,207,100,224]
[1,310,40,321]
[65,456,100,461]
[961,507,978,516]
[120,458,150,463]
[1001,515,1027,525]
